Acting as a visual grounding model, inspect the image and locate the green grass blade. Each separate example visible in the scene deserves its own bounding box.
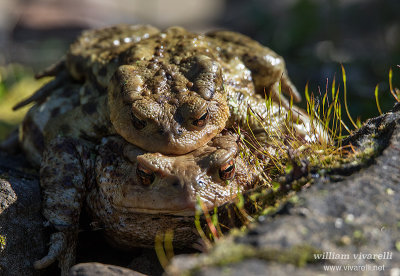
[389,68,400,102]
[341,65,357,129]
[305,82,310,103]
[331,76,336,100]
[374,84,382,115]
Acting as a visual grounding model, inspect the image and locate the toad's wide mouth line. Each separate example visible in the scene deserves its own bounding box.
[113,205,198,216]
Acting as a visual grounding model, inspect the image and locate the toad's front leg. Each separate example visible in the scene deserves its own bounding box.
[34,137,94,275]
[227,90,328,144]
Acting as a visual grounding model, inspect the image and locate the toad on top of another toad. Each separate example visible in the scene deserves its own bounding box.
[11,25,328,276]
[18,80,258,274]
[15,24,306,156]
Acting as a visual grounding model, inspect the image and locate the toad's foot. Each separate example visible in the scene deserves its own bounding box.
[34,231,77,276]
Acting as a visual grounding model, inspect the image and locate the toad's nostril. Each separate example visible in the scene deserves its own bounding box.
[158,128,165,136]
[158,127,172,138]
[173,125,183,136]
[172,181,180,188]
[197,180,206,187]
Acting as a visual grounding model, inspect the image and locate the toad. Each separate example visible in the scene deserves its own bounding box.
[33,133,257,275]
[15,24,307,156]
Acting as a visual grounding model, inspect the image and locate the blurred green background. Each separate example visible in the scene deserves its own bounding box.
[0,0,399,140]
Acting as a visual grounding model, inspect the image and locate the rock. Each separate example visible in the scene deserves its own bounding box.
[69,263,145,276]
[127,248,164,276]
[0,153,52,276]
[166,103,400,275]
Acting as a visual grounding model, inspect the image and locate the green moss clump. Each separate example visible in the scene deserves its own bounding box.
[0,235,6,251]
[185,238,323,275]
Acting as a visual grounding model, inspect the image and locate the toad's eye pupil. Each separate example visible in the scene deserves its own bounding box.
[192,111,209,128]
[131,111,147,130]
[136,163,155,186]
[219,159,235,180]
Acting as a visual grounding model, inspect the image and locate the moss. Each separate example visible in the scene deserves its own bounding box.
[396,241,400,252]
[258,244,322,267]
[207,243,255,266]
[336,235,351,246]
[260,206,278,216]
[0,235,6,251]
[186,238,322,274]
[352,230,367,246]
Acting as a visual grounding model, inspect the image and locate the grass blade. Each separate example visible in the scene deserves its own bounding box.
[389,68,400,102]
[341,65,357,129]
[374,84,382,115]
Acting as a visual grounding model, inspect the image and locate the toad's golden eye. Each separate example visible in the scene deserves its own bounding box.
[131,111,147,130]
[219,159,235,180]
[192,110,209,128]
[136,163,155,186]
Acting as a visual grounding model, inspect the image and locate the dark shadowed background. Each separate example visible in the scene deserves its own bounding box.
[0,0,399,139]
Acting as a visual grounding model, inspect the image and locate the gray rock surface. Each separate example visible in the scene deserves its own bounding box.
[69,263,145,276]
[166,104,400,276]
[0,153,50,276]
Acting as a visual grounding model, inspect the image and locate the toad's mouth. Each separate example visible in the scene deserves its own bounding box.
[113,206,196,216]
[113,200,216,216]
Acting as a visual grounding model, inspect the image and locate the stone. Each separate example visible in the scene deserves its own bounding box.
[0,153,52,276]
[69,263,145,276]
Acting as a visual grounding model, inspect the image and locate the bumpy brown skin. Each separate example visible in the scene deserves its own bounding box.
[105,26,301,154]
[34,133,256,275]
[66,24,160,87]
[23,24,302,155]
[88,133,253,249]
[19,83,81,166]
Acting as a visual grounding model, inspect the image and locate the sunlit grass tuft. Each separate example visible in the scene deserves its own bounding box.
[190,66,400,256]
